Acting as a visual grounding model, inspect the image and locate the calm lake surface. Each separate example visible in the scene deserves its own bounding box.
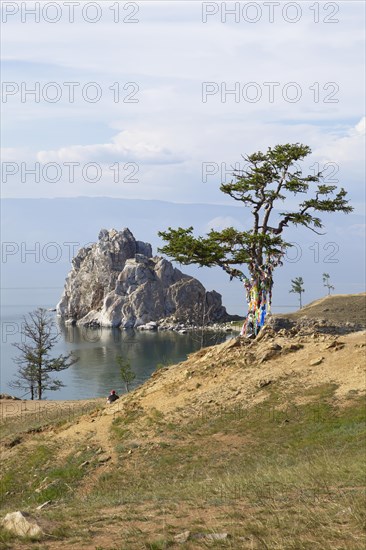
[1,292,231,400]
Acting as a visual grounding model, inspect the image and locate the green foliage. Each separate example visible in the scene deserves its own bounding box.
[159,143,352,282]
[289,277,305,309]
[116,355,136,393]
[155,355,174,371]
[10,308,78,400]
[0,441,97,509]
[289,277,305,294]
[323,272,335,295]
[155,363,168,371]
[159,226,286,281]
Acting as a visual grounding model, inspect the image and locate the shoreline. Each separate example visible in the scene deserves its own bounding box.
[61,318,244,332]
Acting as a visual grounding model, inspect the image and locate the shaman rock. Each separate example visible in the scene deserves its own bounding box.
[57,228,229,328]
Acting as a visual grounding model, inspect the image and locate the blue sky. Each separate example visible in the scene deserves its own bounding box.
[1,1,365,310]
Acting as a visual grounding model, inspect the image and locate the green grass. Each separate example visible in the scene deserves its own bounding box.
[0,441,98,509]
[84,386,365,548]
[0,525,16,549]
[1,386,365,549]
[110,407,144,440]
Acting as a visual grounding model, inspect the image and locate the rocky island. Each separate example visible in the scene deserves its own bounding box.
[57,228,232,329]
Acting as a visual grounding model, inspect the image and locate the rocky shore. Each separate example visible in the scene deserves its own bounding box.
[135,318,242,334]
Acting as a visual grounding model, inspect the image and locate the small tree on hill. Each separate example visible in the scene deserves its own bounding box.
[289,277,305,309]
[117,355,136,393]
[323,273,335,295]
[190,293,221,348]
[159,143,352,336]
[10,308,78,400]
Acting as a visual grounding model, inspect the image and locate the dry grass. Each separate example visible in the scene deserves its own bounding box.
[1,305,365,549]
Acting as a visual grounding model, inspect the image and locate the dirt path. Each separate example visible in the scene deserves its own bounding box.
[53,408,121,499]
[55,406,117,461]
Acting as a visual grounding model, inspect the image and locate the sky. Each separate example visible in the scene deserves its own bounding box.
[0,0,365,312]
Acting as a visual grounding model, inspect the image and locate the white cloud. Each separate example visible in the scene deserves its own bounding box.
[0,147,31,161]
[1,2,365,315]
[314,116,365,164]
[36,129,184,165]
[205,216,244,232]
[1,3,365,207]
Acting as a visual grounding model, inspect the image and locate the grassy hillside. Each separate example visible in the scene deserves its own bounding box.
[0,302,365,549]
[278,292,366,326]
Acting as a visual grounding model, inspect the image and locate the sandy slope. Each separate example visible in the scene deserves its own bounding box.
[106,329,366,421]
[279,292,366,325]
[3,330,365,453]
[0,399,103,420]
[2,293,365,423]
[1,293,366,549]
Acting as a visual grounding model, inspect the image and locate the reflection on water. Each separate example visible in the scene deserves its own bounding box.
[0,299,232,401]
[50,323,229,400]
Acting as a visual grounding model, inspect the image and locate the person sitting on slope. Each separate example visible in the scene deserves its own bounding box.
[106,390,119,404]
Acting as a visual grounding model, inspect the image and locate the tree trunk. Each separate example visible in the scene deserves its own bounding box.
[242,265,273,337]
[37,367,42,400]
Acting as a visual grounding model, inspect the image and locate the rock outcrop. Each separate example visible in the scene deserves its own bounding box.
[1,511,44,538]
[267,314,365,335]
[57,228,229,328]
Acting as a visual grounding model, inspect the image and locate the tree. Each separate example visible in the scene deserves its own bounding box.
[190,293,221,348]
[10,308,78,400]
[117,355,136,393]
[158,143,352,336]
[323,272,335,295]
[155,356,172,371]
[289,277,305,309]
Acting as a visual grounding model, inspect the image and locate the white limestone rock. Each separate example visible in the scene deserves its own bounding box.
[57,228,228,329]
[1,511,44,538]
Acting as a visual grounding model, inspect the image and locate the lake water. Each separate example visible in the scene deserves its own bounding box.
[0,291,231,400]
